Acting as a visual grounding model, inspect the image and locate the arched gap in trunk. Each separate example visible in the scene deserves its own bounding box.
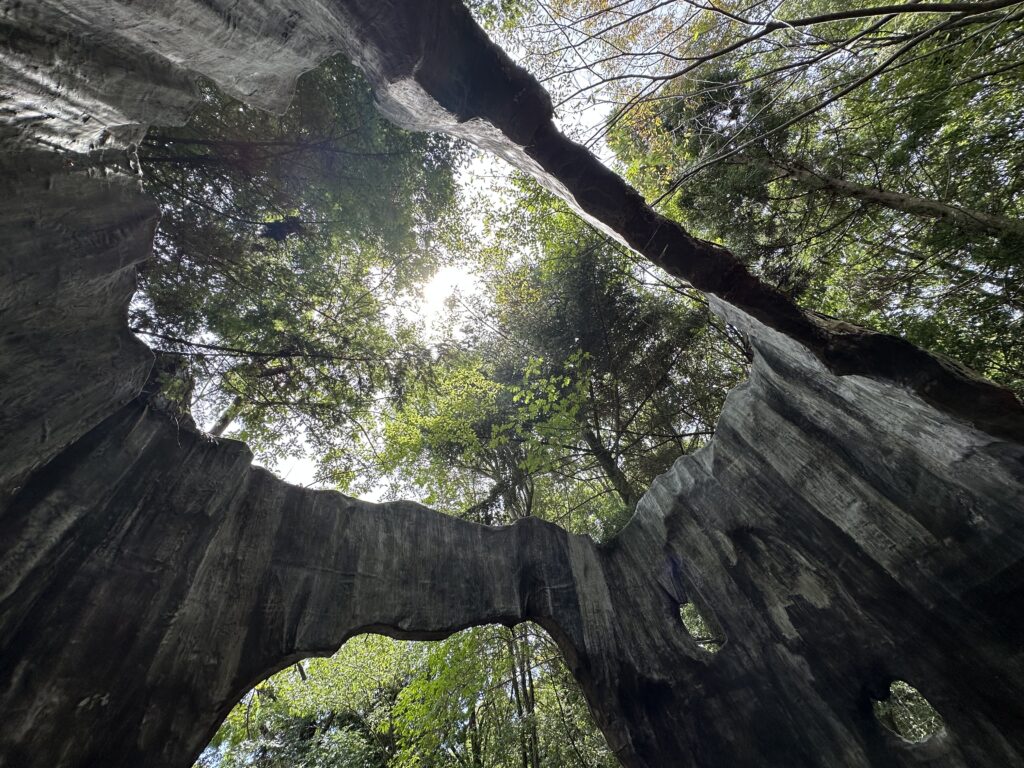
[194,623,615,768]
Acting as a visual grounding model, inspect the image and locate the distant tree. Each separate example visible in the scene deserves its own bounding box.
[361,182,747,538]
[523,0,1024,393]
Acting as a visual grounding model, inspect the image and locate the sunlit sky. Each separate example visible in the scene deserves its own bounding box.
[250,86,613,491]
[268,263,480,489]
[251,152,505,489]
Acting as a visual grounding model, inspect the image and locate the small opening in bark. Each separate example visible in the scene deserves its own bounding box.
[679,601,723,653]
[872,680,944,742]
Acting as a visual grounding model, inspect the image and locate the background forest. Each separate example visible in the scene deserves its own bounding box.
[130,1,1023,765]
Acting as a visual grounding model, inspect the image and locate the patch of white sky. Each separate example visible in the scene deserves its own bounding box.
[401,22,619,335]
[393,152,507,344]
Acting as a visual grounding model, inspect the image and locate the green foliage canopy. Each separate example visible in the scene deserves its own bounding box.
[135,55,463,474]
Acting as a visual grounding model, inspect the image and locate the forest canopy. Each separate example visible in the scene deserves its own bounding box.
[129,2,1023,765]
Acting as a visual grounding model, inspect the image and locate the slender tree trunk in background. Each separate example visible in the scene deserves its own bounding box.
[468,706,482,768]
[208,394,243,437]
[523,636,541,768]
[581,427,639,510]
[504,630,531,768]
[760,156,1024,236]
[511,628,541,768]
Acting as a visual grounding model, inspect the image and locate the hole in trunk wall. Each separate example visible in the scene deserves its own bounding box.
[196,625,617,767]
[872,680,944,743]
[678,601,724,653]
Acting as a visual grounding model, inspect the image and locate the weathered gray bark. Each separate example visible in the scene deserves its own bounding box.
[2,2,1024,768]
[0,149,156,497]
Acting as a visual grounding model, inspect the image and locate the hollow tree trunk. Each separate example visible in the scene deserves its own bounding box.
[1,3,1023,768]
